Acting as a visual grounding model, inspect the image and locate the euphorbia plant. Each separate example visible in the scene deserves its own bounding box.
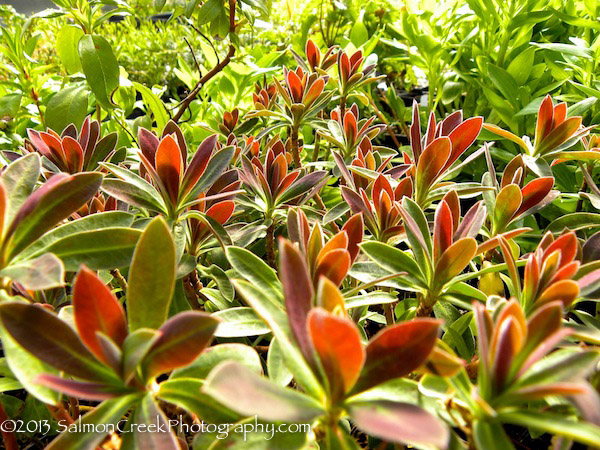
[292,39,337,74]
[247,66,332,167]
[0,153,103,291]
[286,208,363,287]
[498,231,581,315]
[483,155,557,238]
[405,102,485,207]
[238,138,328,264]
[362,191,487,316]
[0,217,220,449]
[335,48,381,116]
[203,239,449,449]
[433,298,600,448]
[23,116,119,174]
[483,95,598,175]
[101,122,237,221]
[322,103,386,159]
[340,172,412,243]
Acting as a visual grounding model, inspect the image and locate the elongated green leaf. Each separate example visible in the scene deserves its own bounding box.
[493,184,521,234]
[473,420,514,450]
[78,34,119,109]
[0,253,64,289]
[41,227,141,271]
[547,213,600,233]
[128,216,176,331]
[360,241,425,282]
[1,153,41,226]
[213,307,271,337]
[46,394,141,450]
[101,179,167,214]
[171,343,262,380]
[231,279,324,400]
[497,410,600,447]
[18,211,134,260]
[56,24,84,74]
[157,378,239,424]
[226,246,283,300]
[203,361,325,422]
[5,172,103,260]
[132,82,169,132]
[46,86,88,133]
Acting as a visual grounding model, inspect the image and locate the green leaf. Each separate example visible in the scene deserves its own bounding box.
[1,153,41,226]
[101,179,167,214]
[203,361,326,422]
[171,343,262,380]
[268,337,293,386]
[39,227,142,271]
[213,307,271,337]
[496,410,600,447]
[350,13,368,47]
[5,172,103,260]
[46,394,141,450]
[158,378,239,424]
[473,420,515,450]
[0,93,22,120]
[487,63,520,107]
[0,301,60,404]
[78,34,120,110]
[226,246,282,301]
[18,211,134,261]
[507,47,535,85]
[231,280,324,400]
[533,43,593,59]
[45,85,89,133]
[547,213,600,233]
[360,241,425,282]
[196,0,223,24]
[128,217,176,331]
[0,253,64,289]
[132,82,169,132]
[192,414,310,449]
[56,25,84,74]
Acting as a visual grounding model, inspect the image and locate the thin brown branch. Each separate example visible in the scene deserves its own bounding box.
[172,0,237,123]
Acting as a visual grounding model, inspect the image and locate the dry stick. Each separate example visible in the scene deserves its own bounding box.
[172,0,237,124]
[0,403,18,450]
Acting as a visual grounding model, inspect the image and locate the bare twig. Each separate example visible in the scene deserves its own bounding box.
[172,0,237,123]
[184,37,203,76]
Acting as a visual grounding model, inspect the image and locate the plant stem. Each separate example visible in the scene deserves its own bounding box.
[0,403,18,450]
[290,126,302,167]
[110,269,127,295]
[266,222,276,268]
[311,131,321,169]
